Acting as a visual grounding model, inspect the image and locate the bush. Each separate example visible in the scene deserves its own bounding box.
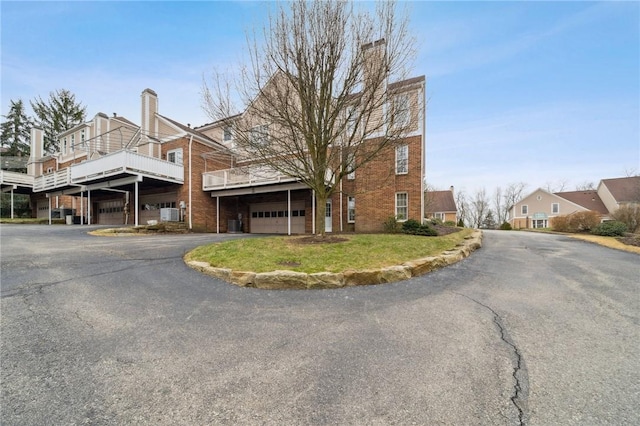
[499,221,512,230]
[591,221,627,237]
[444,220,457,227]
[382,216,400,233]
[611,204,640,233]
[401,219,437,236]
[552,211,601,233]
[457,219,465,227]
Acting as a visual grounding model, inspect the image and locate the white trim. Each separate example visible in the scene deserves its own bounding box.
[395,192,408,221]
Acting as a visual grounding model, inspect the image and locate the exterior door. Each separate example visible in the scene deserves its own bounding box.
[325,200,332,233]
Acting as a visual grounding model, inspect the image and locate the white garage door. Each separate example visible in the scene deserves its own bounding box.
[139,192,177,224]
[250,201,305,234]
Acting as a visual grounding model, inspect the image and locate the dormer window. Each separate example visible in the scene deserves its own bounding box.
[223,126,232,142]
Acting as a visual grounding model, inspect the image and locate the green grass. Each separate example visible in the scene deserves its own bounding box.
[186,229,474,273]
[0,217,65,224]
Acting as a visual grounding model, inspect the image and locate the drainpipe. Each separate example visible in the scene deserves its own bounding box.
[188,135,193,230]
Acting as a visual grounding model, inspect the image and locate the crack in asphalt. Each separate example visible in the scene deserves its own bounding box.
[0,257,179,299]
[455,292,528,425]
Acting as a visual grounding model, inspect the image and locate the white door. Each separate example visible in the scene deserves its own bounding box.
[325,200,332,233]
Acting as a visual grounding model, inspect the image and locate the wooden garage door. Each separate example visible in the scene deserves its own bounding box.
[250,201,305,234]
[36,200,49,219]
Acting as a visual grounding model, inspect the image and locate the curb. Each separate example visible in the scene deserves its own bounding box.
[186,230,483,290]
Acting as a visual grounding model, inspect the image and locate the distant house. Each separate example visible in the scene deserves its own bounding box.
[425,186,457,223]
[509,176,639,229]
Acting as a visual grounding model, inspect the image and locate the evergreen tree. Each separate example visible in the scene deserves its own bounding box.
[482,210,497,229]
[31,89,87,153]
[0,99,33,157]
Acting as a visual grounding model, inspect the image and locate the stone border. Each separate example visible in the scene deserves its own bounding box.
[186,230,483,290]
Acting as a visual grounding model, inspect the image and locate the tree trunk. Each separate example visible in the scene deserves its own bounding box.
[315,193,327,237]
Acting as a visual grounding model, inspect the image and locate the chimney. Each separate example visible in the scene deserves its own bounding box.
[362,38,387,91]
[450,186,454,195]
[141,88,158,138]
[113,112,117,118]
[27,127,44,176]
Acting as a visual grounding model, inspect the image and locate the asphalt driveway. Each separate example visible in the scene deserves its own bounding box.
[1,225,638,425]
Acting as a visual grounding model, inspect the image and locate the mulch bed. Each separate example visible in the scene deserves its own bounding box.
[617,235,640,247]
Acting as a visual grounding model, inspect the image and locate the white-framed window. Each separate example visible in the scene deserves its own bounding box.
[434,212,445,221]
[167,148,183,165]
[521,205,528,215]
[62,137,67,155]
[80,129,86,147]
[394,94,410,128]
[395,144,408,174]
[70,134,75,152]
[346,152,355,180]
[396,192,408,221]
[251,124,269,145]
[347,196,355,223]
[552,203,560,214]
[223,126,232,142]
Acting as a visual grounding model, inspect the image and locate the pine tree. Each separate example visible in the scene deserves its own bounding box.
[0,99,33,157]
[482,210,497,229]
[31,89,87,153]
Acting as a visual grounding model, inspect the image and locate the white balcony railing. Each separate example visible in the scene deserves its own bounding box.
[203,164,299,191]
[33,169,71,192]
[71,150,183,183]
[33,150,183,192]
[0,170,35,187]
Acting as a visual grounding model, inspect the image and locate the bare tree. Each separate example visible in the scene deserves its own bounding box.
[469,188,489,229]
[493,186,505,225]
[545,179,568,193]
[455,190,468,227]
[202,1,415,236]
[502,182,527,223]
[575,181,596,191]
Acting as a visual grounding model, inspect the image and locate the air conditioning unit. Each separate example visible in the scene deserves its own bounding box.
[160,208,179,222]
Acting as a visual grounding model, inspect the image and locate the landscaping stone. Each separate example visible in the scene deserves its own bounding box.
[254,270,309,290]
[229,271,256,287]
[307,272,344,289]
[343,269,383,286]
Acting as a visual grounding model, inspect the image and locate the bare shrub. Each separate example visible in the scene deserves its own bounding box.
[611,204,640,233]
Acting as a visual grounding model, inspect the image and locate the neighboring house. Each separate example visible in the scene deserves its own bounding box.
[11,61,426,234]
[425,187,457,223]
[509,176,639,229]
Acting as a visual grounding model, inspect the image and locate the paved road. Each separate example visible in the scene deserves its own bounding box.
[1,225,638,425]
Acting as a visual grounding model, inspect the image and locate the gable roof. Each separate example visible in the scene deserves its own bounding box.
[425,190,457,213]
[554,190,608,215]
[156,113,227,150]
[601,176,640,203]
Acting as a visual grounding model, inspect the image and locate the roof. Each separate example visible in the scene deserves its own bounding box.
[555,190,609,215]
[157,113,226,149]
[601,176,640,203]
[425,190,457,213]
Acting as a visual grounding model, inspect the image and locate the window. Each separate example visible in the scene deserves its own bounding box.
[251,124,269,145]
[552,203,559,214]
[70,134,75,152]
[521,205,528,215]
[62,137,68,155]
[435,212,445,221]
[395,144,408,174]
[223,126,232,142]
[167,148,183,165]
[347,196,355,223]
[396,192,408,221]
[80,129,86,147]
[346,152,355,180]
[394,94,410,128]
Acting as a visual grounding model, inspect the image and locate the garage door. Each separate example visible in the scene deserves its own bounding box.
[98,199,124,225]
[139,192,177,224]
[250,201,305,234]
[36,200,49,219]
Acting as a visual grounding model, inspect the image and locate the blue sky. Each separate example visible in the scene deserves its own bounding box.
[1,1,638,196]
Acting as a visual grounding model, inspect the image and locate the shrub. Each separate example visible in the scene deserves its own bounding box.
[401,219,437,236]
[401,219,421,233]
[444,220,457,227]
[552,211,601,233]
[499,221,512,230]
[611,204,640,233]
[569,211,601,232]
[429,218,443,226]
[382,216,400,234]
[457,219,465,227]
[591,221,627,237]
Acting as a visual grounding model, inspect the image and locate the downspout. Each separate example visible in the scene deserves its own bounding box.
[188,135,193,230]
[339,148,343,232]
[421,79,426,223]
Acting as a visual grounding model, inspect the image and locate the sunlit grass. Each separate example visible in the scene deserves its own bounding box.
[186,229,474,273]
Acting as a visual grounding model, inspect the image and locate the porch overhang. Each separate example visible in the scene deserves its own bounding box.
[209,181,308,197]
